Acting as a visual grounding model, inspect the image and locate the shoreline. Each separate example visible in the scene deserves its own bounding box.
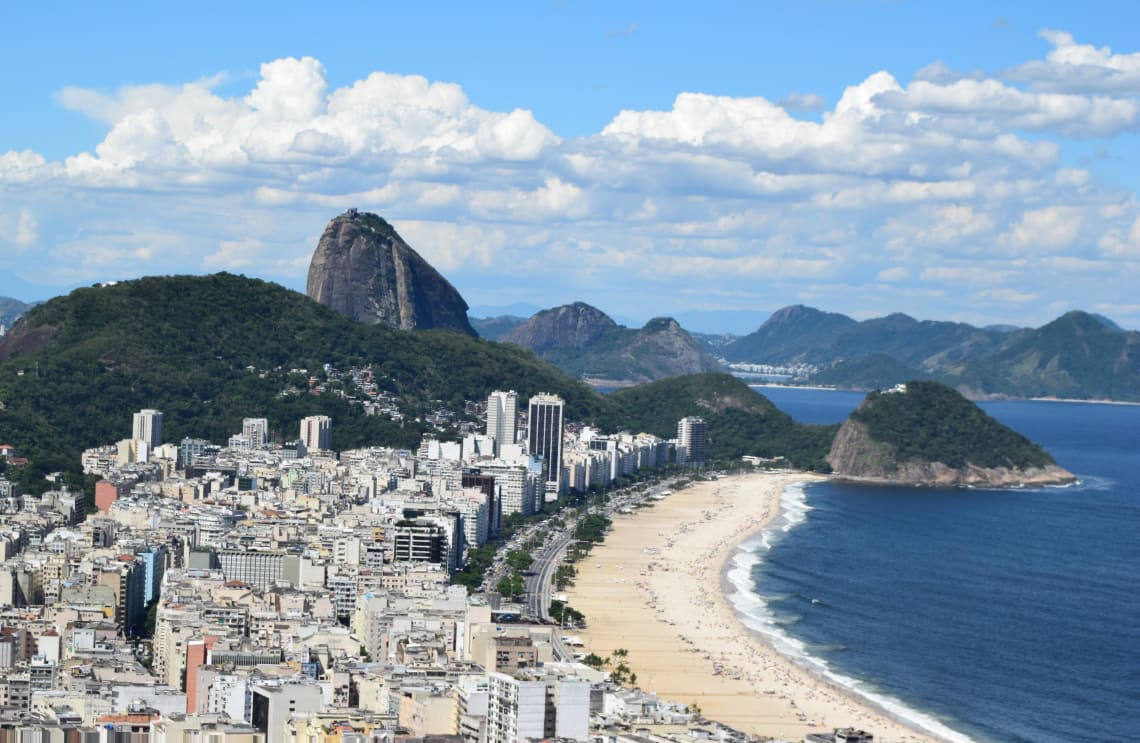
[745,381,1140,407]
[566,471,948,742]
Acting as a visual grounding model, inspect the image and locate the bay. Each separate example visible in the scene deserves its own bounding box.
[742,386,1140,742]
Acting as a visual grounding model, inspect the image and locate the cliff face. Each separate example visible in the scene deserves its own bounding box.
[500,304,723,383]
[827,401,1076,488]
[306,210,475,336]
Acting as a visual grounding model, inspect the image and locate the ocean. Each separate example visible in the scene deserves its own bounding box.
[727,386,1139,743]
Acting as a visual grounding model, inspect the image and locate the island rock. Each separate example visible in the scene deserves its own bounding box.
[826,381,1076,487]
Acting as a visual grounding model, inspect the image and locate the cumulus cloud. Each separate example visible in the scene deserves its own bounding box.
[15,210,37,248]
[1000,206,1084,251]
[776,92,826,111]
[4,31,1140,327]
[1097,215,1140,257]
[1003,30,1140,94]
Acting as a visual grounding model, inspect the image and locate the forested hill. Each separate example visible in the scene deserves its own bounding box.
[827,381,1074,487]
[599,374,838,471]
[0,274,1070,493]
[0,275,834,491]
[0,274,600,488]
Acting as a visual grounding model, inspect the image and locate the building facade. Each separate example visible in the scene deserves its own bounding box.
[486,390,518,455]
[526,393,564,495]
[132,409,164,450]
[677,416,708,466]
[300,415,332,454]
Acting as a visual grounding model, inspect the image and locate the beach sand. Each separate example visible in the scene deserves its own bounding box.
[565,472,940,742]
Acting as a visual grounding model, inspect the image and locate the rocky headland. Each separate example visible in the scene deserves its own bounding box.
[827,381,1076,488]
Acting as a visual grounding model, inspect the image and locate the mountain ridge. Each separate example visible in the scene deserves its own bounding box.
[725,304,1140,402]
[499,302,723,383]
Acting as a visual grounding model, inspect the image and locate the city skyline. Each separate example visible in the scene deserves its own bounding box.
[4,2,1140,329]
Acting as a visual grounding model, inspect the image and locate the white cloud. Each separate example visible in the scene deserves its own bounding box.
[4,31,1140,326]
[1000,206,1084,251]
[15,210,37,248]
[977,288,1037,303]
[1097,215,1140,257]
[877,267,910,282]
[777,92,826,111]
[920,266,1013,284]
[1003,30,1140,94]
[204,239,264,270]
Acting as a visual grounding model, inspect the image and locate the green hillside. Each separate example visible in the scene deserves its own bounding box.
[600,374,837,471]
[0,274,835,492]
[0,274,601,491]
[947,311,1140,400]
[850,381,1055,470]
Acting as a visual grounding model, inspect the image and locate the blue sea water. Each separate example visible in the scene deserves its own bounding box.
[731,386,1140,743]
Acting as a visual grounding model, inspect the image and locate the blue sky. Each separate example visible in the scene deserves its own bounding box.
[3,1,1140,330]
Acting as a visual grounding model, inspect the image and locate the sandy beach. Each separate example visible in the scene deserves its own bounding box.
[565,472,941,742]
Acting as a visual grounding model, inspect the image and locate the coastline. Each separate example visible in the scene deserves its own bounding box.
[745,381,1140,407]
[566,471,946,742]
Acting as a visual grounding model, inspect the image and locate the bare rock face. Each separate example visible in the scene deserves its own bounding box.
[307,210,476,336]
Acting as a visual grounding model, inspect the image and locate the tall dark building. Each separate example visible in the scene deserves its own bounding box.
[527,393,565,495]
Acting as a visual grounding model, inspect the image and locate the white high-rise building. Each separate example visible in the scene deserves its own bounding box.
[677,416,708,466]
[527,393,564,494]
[485,672,589,743]
[132,409,163,450]
[486,390,518,455]
[299,415,332,454]
[242,418,269,449]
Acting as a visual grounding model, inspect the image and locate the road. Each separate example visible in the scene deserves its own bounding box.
[477,475,689,661]
[522,527,575,660]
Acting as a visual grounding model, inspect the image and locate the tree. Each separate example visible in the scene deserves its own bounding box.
[582,653,606,669]
[496,573,525,598]
[506,550,534,572]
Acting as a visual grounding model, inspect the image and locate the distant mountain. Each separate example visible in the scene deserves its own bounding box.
[0,297,31,335]
[807,353,934,390]
[946,311,1140,400]
[723,305,857,363]
[828,381,1074,487]
[724,304,1140,402]
[691,331,739,355]
[1089,313,1123,331]
[307,210,475,336]
[499,302,723,383]
[469,315,528,340]
[724,305,999,369]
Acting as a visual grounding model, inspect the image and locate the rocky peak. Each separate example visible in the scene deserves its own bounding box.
[306,210,476,336]
[500,302,618,353]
